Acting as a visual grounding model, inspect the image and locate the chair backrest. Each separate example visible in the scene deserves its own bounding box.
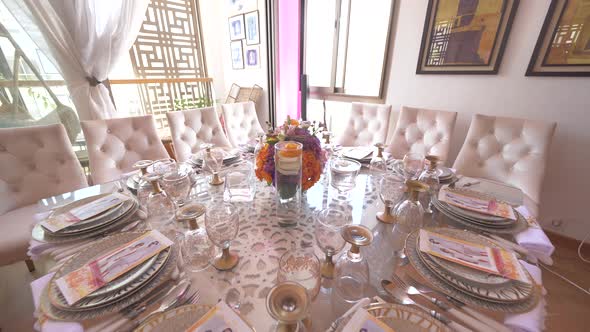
[336,102,392,146]
[81,115,169,184]
[0,124,88,214]
[167,107,232,162]
[387,106,457,161]
[221,101,265,147]
[453,114,556,204]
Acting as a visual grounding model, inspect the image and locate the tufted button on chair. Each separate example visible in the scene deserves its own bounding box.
[453,114,556,216]
[386,106,457,161]
[337,102,392,146]
[0,124,88,270]
[82,115,169,184]
[167,107,232,162]
[221,101,265,147]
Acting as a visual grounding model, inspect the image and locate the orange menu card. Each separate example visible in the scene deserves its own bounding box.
[419,229,530,283]
[55,230,172,305]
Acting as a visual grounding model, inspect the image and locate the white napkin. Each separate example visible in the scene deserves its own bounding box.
[504,261,546,332]
[514,206,555,261]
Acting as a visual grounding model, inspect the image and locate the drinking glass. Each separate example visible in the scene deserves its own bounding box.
[177,202,215,272]
[376,174,405,223]
[149,158,177,176]
[393,180,429,234]
[333,225,373,316]
[277,249,321,301]
[369,143,387,175]
[144,174,177,238]
[223,161,256,202]
[203,145,225,185]
[329,158,361,194]
[133,160,154,207]
[314,208,351,279]
[402,153,424,180]
[204,202,240,270]
[161,168,192,207]
[266,281,310,332]
[418,155,441,214]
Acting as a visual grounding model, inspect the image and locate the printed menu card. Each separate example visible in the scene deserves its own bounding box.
[438,187,516,220]
[342,308,395,332]
[186,301,254,332]
[419,229,530,283]
[56,230,172,305]
[41,192,130,232]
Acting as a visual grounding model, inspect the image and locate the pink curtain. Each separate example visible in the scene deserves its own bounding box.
[275,0,301,124]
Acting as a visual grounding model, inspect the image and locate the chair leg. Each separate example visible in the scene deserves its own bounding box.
[25,259,36,272]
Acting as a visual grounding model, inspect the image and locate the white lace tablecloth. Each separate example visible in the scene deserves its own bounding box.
[30,169,551,332]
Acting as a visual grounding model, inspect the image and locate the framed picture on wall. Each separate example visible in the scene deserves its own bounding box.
[244,45,260,68]
[231,40,244,69]
[228,14,245,40]
[416,0,519,74]
[244,10,260,45]
[526,0,590,76]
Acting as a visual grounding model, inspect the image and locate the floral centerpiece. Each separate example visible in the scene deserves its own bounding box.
[255,117,326,195]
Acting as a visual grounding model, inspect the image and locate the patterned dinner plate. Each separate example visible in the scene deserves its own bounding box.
[48,232,171,311]
[406,230,541,313]
[335,302,451,332]
[432,197,514,227]
[42,194,124,232]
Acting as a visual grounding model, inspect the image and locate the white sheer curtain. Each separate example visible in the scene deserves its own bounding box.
[6,0,149,120]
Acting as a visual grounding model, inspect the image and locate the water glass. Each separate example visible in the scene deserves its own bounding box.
[377,174,405,223]
[205,202,240,270]
[149,158,177,176]
[402,153,424,180]
[329,158,361,194]
[203,146,225,185]
[277,249,321,300]
[223,161,256,202]
[161,169,192,207]
[314,208,351,278]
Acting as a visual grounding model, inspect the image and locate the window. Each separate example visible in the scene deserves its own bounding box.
[304,0,394,99]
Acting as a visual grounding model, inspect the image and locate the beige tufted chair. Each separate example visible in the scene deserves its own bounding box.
[167,107,232,162]
[0,124,88,269]
[82,115,169,184]
[336,102,392,146]
[386,106,457,161]
[221,101,265,147]
[453,114,556,216]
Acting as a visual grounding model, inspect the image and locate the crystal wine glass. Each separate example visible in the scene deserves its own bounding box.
[149,158,177,176]
[161,168,192,207]
[203,144,225,185]
[176,202,215,272]
[393,179,429,234]
[377,174,405,223]
[144,173,177,239]
[204,202,240,270]
[402,153,424,180]
[133,160,154,207]
[266,281,310,332]
[369,143,388,175]
[329,158,361,195]
[418,155,441,214]
[277,249,321,300]
[333,225,373,316]
[314,208,351,278]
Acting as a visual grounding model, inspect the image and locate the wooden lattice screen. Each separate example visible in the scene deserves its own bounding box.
[129,0,210,130]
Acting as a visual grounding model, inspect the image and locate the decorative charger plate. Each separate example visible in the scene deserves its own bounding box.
[432,197,514,227]
[47,199,135,236]
[40,234,178,321]
[48,231,172,311]
[32,202,138,243]
[42,194,117,231]
[335,302,451,332]
[133,304,213,332]
[405,230,540,313]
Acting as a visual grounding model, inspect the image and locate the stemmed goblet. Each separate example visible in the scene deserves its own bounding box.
[277,249,321,301]
[402,152,424,180]
[314,208,350,278]
[176,202,215,272]
[266,281,310,332]
[205,202,240,270]
[376,174,405,223]
[202,144,225,185]
[161,168,192,209]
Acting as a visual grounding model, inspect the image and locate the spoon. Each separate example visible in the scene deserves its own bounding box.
[381,280,472,332]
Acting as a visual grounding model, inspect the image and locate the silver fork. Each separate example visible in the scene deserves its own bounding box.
[405,275,512,332]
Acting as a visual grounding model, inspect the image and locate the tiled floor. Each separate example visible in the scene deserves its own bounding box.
[1,235,589,331]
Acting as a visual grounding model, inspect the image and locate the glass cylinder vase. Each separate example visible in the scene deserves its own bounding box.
[274,141,303,227]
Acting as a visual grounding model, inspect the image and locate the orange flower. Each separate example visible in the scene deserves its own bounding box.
[289,119,299,126]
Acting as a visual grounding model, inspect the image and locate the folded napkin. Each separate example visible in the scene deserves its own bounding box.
[515,206,555,262]
[504,261,547,332]
[31,268,182,332]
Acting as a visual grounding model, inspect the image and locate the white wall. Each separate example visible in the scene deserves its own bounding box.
[385,0,590,240]
[199,0,270,129]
